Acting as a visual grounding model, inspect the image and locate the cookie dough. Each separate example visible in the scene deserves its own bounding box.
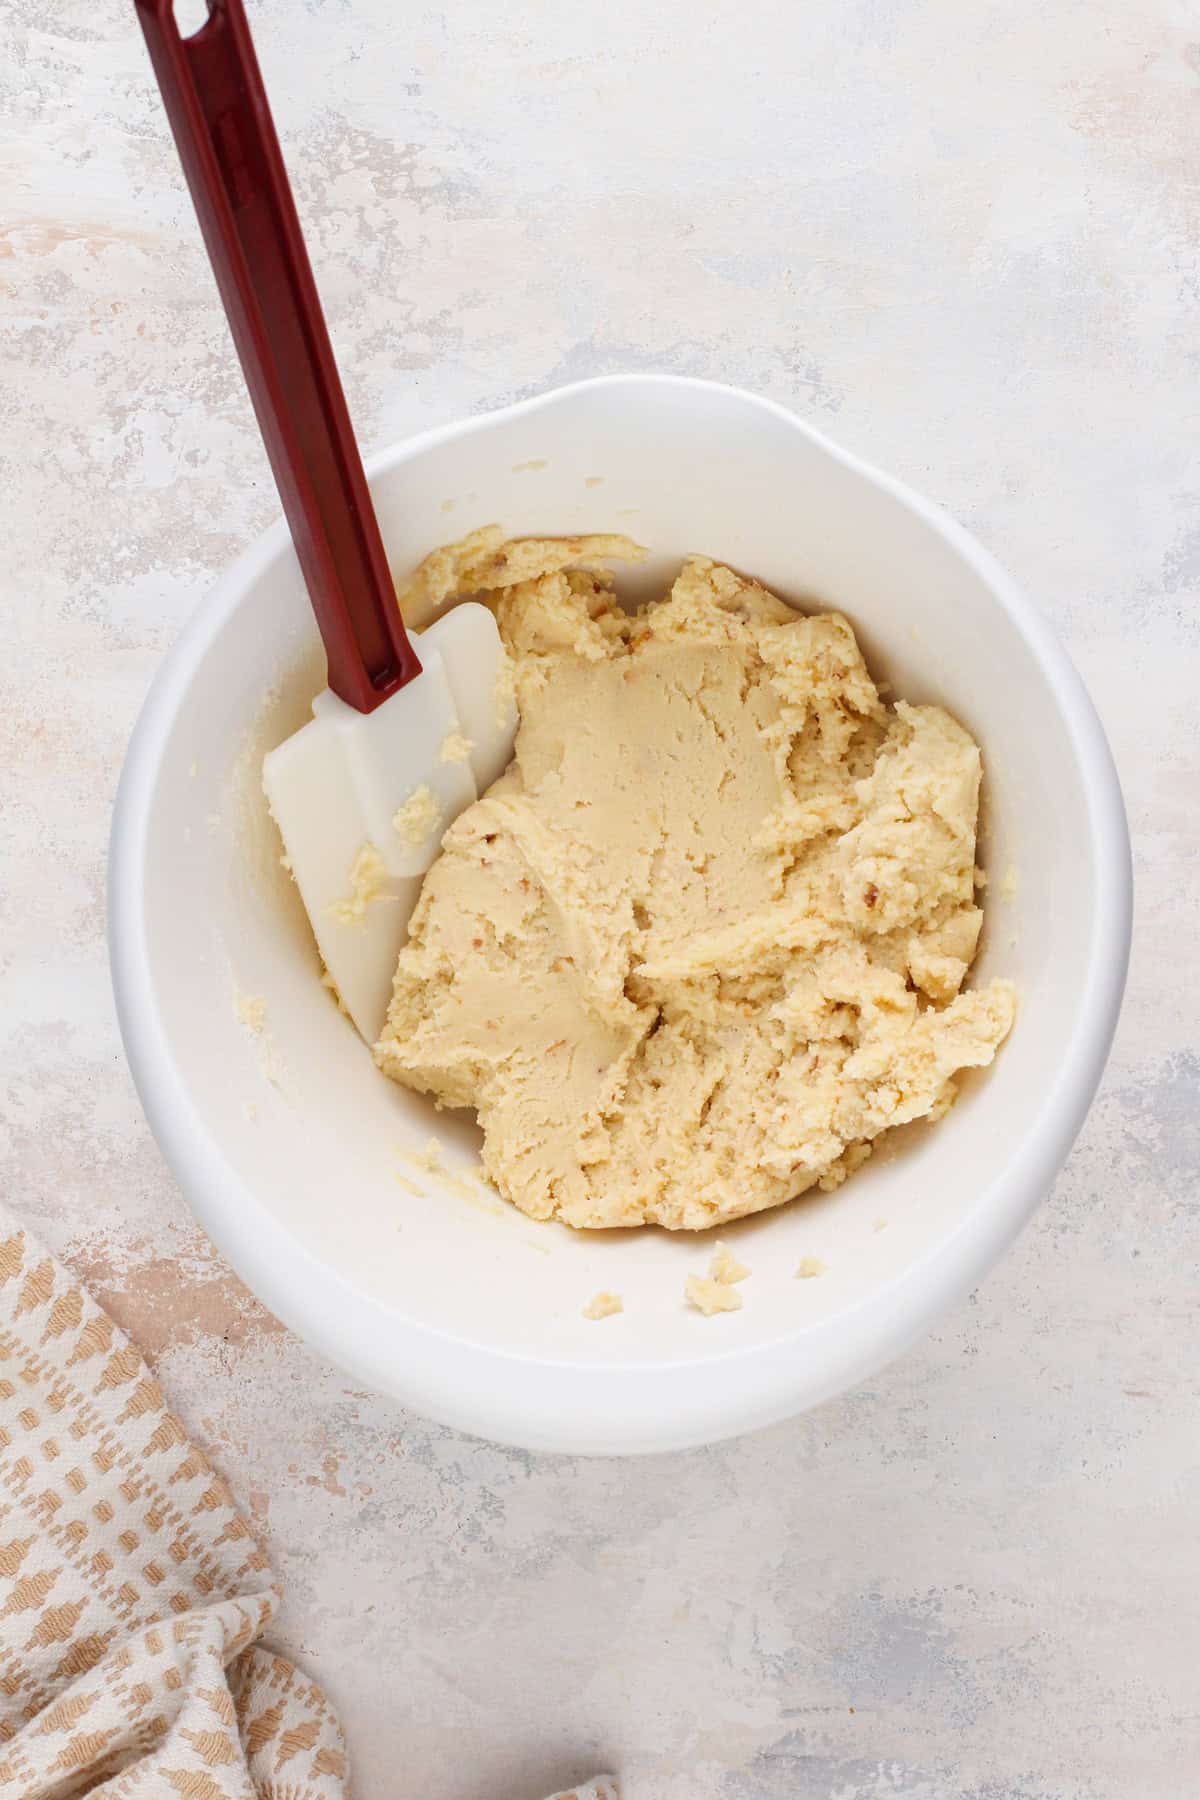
[685,1241,752,1316]
[392,784,439,846]
[583,1291,624,1320]
[376,536,1016,1230]
[685,1276,743,1316]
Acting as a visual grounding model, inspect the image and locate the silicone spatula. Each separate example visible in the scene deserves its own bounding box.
[134,0,516,1043]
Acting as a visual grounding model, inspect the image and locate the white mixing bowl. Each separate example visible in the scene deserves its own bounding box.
[109,375,1131,1454]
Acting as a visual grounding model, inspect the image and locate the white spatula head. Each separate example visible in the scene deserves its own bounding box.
[263,601,516,1044]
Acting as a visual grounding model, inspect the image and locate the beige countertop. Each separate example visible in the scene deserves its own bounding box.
[3,1,1196,1794]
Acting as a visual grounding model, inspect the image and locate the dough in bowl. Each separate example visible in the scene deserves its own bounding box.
[375,533,1015,1230]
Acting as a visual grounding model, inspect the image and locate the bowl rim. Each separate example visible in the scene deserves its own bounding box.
[108,373,1132,1454]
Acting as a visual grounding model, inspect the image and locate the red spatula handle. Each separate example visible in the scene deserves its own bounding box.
[134,0,420,712]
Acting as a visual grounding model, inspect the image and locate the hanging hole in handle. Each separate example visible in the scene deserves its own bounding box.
[173,0,213,39]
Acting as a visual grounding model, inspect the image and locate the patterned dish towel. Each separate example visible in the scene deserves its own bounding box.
[0,1211,616,1800]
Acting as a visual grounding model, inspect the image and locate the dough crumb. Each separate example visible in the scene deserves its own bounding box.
[583,1291,624,1320]
[330,842,390,924]
[873,1217,889,1233]
[796,1256,827,1279]
[243,1101,258,1123]
[393,785,440,846]
[710,1241,751,1285]
[439,731,474,766]
[235,991,267,1035]
[686,1275,744,1316]
[420,1137,443,1171]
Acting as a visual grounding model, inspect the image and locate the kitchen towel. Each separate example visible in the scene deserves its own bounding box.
[0,1208,615,1800]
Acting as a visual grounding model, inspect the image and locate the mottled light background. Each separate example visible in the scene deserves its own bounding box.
[2,1,1197,1795]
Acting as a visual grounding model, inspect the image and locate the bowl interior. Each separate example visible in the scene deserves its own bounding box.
[124,378,1109,1449]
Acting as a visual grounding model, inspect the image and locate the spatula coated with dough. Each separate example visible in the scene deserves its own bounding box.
[135,0,515,1042]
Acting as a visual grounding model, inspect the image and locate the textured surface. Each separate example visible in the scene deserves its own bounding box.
[380,544,1015,1230]
[1,1,1196,1795]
